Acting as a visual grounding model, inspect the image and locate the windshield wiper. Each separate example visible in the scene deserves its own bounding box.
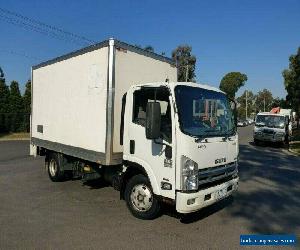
[195,137,209,143]
[194,133,217,143]
[224,128,235,136]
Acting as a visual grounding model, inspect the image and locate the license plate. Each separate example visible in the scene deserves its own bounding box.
[215,188,227,200]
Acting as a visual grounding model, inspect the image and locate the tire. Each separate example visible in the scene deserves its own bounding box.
[254,139,259,145]
[124,174,160,220]
[46,153,65,182]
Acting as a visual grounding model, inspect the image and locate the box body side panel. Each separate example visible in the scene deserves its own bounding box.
[32,47,108,155]
[113,49,177,153]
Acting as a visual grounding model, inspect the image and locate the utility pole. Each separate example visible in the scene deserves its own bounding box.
[263,95,266,112]
[245,90,248,119]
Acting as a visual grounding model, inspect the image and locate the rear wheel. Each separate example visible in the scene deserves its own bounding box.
[125,174,160,220]
[47,153,65,182]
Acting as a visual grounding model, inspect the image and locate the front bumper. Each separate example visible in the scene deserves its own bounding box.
[176,177,239,213]
[254,133,285,142]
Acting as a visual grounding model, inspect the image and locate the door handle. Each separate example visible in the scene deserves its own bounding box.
[130,140,135,154]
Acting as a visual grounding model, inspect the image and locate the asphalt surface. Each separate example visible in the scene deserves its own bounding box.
[0,126,299,249]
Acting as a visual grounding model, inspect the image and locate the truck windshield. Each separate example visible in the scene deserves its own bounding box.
[175,86,236,138]
[255,115,285,129]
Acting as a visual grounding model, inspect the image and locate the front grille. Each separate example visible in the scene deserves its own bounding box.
[198,162,237,189]
[263,129,274,134]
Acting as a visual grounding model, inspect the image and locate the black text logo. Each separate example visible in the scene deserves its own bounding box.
[215,158,226,164]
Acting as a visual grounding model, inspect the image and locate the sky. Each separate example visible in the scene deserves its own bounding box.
[0,0,299,98]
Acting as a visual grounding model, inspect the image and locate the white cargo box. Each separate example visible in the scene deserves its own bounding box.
[31,39,177,165]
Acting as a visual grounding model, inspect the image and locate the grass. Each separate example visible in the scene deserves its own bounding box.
[0,132,30,140]
[292,128,300,141]
[289,142,300,155]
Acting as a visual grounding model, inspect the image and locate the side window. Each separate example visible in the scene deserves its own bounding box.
[120,93,127,145]
[132,90,148,127]
[132,88,172,143]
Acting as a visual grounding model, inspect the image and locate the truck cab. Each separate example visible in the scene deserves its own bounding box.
[122,82,239,218]
[254,112,289,145]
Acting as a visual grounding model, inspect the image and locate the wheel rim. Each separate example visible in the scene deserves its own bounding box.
[49,159,57,177]
[130,184,153,212]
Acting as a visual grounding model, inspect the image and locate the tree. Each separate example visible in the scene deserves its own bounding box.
[23,80,31,132]
[9,81,24,132]
[256,89,273,112]
[0,67,10,132]
[271,97,290,109]
[282,47,300,113]
[0,67,4,79]
[219,72,248,99]
[236,90,256,119]
[144,46,154,52]
[172,45,196,82]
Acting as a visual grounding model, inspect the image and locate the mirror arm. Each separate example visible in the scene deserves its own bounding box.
[154,139,172,159]
[228,97,238,129]
[153,139,168,147]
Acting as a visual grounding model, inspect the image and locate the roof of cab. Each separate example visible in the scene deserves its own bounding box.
[257,112,285,117]
[133,82,225,94]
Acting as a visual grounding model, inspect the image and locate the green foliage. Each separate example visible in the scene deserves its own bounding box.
[271,97,290,109]
[9,81,24,132]
[144,46,154,52]
[236,88,280,119]
[23,80,31,131]
[23,80,31,113]
[0,67,31,133]
[0,67,10,132]
[219,72,248,99]
[236,90,256,119]
[256,89,273,112]
[282,47,300,113]
[172,45,196,82]
[0,67,4,79]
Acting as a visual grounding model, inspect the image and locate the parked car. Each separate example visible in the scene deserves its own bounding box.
[253,112,289,145]
[237,120,247,127]
[246,118,254,125]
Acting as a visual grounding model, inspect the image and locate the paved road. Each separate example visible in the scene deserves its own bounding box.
[0,126,299,249]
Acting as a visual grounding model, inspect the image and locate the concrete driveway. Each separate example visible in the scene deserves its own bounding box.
[0,126,299,249]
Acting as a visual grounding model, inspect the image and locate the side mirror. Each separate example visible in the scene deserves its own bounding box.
[229,99,237,127]
[146,102,161,140]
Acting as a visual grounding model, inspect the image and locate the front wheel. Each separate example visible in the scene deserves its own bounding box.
[124,174,160,220]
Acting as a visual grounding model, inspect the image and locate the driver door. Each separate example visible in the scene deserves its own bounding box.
[124,87,175,200]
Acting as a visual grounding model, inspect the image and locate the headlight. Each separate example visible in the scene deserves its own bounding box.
[181,156,198,191]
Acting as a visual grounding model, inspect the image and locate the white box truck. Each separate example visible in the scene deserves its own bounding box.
[254,112,289,144]
[31,39,239,219]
